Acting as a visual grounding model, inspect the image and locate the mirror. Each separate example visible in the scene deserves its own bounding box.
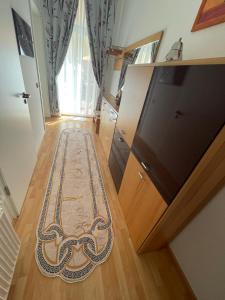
[134,40,160,64]
[115,31,163,104]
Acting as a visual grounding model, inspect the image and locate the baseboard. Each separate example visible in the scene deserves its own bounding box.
[167,246,197,299]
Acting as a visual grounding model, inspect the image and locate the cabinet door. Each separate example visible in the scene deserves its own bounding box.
[104,108,117,159]
[116,65,154,148]
[119,153,168,251]
[99,100,117,159]
[119,152,144,217]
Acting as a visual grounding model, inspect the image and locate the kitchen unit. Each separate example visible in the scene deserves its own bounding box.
[100,58,225,254]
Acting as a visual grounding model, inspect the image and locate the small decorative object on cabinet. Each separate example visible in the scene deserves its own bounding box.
[192,0,225,32]
[165,38,183,61]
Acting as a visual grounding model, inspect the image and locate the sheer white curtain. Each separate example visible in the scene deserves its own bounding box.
[57,0,98,116]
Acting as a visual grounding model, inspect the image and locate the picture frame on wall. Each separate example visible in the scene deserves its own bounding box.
[12,9,34,57]
[192,0,225,32]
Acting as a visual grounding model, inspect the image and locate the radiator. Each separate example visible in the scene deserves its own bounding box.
[0,209,20,300]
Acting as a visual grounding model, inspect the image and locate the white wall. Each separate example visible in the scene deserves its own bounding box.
[106,0,225,96]
[170,185,225,300]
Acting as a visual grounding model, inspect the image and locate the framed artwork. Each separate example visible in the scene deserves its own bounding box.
[192,0,225,32]
[12,9,34,57]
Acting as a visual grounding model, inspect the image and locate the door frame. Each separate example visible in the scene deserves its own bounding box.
[28,0,46,128]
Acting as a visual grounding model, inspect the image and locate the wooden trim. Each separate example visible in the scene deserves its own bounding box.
[128,57,225,68]
[114,31,164,71]
[114,55,124,70]
[107,47,123,56]
[129,57,225,68]
[167,247,197,300]
[154,57,225,66]
[103,93,119,112]
[92,115,100,134]
[123,31,163,55]
[139,125,225,252]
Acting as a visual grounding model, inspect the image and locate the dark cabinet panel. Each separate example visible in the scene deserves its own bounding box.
[109,128,130,192]
[133,65,225,204]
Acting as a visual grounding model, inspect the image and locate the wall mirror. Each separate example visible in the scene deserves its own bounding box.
[115,31,163,102]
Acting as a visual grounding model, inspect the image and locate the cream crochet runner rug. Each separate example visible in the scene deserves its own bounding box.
[35,128,113,282]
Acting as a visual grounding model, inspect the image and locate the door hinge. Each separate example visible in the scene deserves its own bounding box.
[4,186,11,196]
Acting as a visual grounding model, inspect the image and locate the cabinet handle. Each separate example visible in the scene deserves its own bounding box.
[141,162,150,172]
[138,171,144,180]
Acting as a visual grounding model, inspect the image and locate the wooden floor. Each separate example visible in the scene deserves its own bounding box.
[8,117,194,300]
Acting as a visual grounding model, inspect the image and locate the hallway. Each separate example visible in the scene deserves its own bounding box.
[8,117,193,300]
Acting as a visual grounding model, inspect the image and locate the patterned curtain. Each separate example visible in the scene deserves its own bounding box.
[57,0,98,116]
[37,0,79,116]
[84,0,115,111]
[118,48,140,91]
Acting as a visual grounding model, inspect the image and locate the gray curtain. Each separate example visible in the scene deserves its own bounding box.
[37,0,79,116]
[84,0,115,111]
[118,48,140,91]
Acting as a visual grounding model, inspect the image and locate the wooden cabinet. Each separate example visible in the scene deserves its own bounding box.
[99,98,117,159]
[116,65,154,148]
[119,153,168,251]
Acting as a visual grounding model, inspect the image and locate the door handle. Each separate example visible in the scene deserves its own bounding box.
[21,92,31,99]
[19,92,31,104]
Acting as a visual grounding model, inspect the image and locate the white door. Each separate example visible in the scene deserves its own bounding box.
[11,0,45,154]
[20,56,45,153]
[0,0,37,214]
